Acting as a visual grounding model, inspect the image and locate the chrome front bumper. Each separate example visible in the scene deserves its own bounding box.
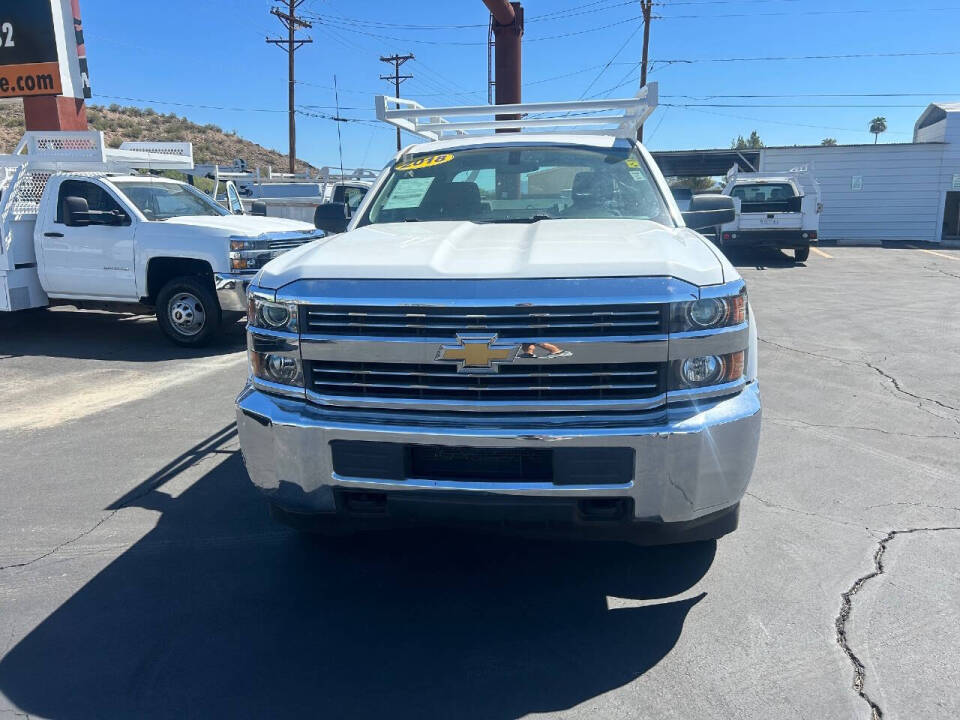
[235,382,762,523]
[214,272,254,312]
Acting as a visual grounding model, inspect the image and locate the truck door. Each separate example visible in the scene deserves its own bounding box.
[37,178,138,299]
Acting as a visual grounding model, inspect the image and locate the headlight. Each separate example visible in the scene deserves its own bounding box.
[670,351,745,390]
[687,298,726,328]
[247,295,298,333]
[672,289,746,332]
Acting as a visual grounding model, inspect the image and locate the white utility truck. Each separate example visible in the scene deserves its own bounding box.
[717,164,821,262]
[237,84,763,546]
[190,163,378,225]
[0,131,323,345]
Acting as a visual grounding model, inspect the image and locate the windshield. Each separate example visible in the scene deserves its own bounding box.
[730,183,797,202]
[358,144,673,227]
[117,181,229,220]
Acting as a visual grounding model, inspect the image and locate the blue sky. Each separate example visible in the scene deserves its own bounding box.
[80,0,960,169]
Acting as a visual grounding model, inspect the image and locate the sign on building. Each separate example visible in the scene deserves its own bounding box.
[0,4,63,97]
[851,175,863,191]
[952,173,960,190]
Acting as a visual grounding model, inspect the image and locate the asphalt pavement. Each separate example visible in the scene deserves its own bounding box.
[1,244,958,719]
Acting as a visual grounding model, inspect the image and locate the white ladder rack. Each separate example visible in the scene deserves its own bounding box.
[376,82,657,142]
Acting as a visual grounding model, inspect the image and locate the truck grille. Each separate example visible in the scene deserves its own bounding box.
[301,303,665,339]
[306,360,664,403]
[268,237,313,250]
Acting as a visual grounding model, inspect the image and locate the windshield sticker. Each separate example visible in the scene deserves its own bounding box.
[395,154,455,172]
[382,177,435,209]
[624,158,641,168]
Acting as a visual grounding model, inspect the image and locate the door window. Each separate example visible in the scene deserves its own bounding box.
[56,179,124,224]
[226,183,244,214]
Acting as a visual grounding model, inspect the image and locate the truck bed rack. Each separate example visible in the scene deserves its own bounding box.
[376,82,658,141]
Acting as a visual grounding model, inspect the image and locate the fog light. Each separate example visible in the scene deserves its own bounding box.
[265,354,299,383]
[687,298,727,328]
[681,355,723,385]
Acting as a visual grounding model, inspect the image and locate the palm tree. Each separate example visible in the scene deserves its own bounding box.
[869,116,887,144]
[820,138,837,146]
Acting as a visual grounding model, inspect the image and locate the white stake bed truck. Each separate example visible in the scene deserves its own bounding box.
[717,164,821,262]
[0,131,323,345]
[236,84,763,545]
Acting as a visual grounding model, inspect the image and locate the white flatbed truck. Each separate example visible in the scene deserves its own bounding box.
[0,131,323,345]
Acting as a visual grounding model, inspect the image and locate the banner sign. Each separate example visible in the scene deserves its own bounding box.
[0,3,64,97]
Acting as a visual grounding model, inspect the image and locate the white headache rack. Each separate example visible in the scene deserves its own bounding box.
[3,131,194,173]
[376,82,657,141]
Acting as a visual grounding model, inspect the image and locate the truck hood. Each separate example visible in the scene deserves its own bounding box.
[257,219,729,288]
[159,215,316,235]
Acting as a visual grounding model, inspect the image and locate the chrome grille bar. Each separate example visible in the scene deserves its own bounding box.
[301,303,665,339]
[306,361,665,403]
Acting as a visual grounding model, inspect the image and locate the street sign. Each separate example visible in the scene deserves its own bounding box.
[0,3,64,97]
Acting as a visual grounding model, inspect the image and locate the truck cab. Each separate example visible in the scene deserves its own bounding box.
[235,85,763,546]
[0,131,324,345]
[717,165,822,262]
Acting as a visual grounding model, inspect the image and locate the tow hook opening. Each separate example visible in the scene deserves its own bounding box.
[342,491,388,515]
[578,498,630,522]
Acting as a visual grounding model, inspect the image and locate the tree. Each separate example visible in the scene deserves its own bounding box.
[869,116,887,144]
[821,138,838,146]
[730,131,764,149]
[668,176,717,192]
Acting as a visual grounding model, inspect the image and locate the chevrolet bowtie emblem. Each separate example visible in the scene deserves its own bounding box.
[436,334,520,374]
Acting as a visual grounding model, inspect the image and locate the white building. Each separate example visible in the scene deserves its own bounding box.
[756,102,960,243]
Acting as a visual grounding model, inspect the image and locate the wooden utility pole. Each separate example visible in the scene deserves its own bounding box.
[637,0,653,142]
[379,54,414,151]
[267,0,312,173]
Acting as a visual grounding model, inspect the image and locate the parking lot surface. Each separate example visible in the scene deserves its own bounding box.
[1,245,958,719]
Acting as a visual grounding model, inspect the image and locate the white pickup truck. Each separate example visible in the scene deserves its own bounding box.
[717,165,821,262]
[236,86,763,546]
[0,131,323,345]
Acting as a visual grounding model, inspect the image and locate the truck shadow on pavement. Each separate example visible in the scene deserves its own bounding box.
[0,308,246,362]
[0,427,715,720]
[723,246,805,270]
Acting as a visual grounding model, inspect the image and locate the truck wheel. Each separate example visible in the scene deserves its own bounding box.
[793,245,810,263]
[156,276,221,346]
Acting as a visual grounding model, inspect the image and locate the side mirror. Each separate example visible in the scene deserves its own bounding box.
[62,196,90,227]
[251,201,267,217]
[681,194,736,230]
[314,202,350,235]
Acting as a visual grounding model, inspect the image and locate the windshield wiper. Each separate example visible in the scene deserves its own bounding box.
[480,214,554,224]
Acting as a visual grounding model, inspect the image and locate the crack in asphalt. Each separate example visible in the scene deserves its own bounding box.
[760,338,960,422]
[926,265,960,280]
[863,361,960,414]
[744,491,869,531]
[864,501,960,514]
[836,526,960,720]
[768,416,960,441]
[0,425,238,572]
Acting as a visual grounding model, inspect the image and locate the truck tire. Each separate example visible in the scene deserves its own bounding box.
[156,275,221,346]
[793,245,810,263]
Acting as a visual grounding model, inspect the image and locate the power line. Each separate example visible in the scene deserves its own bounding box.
[267,0,313,172]
[93,94,287,113]
[671,105,913,135]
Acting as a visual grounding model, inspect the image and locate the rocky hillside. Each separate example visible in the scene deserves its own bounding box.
[0,100,315,173]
